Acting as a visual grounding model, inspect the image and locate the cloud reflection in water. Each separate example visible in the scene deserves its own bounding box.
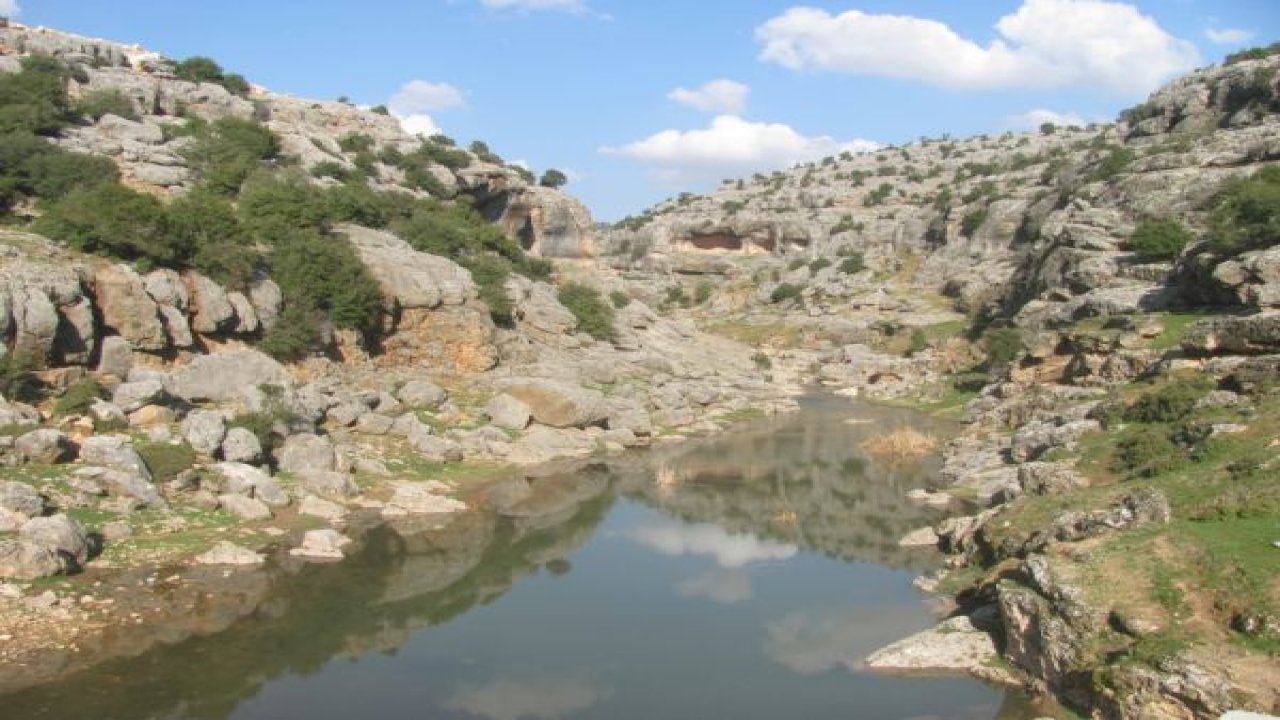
[443,674,611,720]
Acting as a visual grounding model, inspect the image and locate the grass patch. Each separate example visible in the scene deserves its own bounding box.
[1150,313,1212,351]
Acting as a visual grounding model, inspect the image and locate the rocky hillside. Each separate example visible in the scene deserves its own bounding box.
[0,21,791,602]
[599,48,1280,719]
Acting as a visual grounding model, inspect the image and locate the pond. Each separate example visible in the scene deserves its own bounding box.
[5,395,1060,719]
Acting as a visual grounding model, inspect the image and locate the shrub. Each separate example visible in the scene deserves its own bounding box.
[75,88,137,121]
[984,327,1024,367]
[237,172,333,238]
[1224,42,1280,65]
[268,231,384,339]
[35,183,174,264]
[557,282,616,341]
[1124,379,1210,424]
[1130,218,1192,261]
[539,169,568,188]
[1205,165,1280,255]
[0,55,74,136]
[1091,146,1137,181]
[864,182,894,206]
[961,208,989,236]
[787,258,806,271]
[337,132,375,154]
[751,352,772,370]
[469,140,502,164]
[907,328,929,356]
[136,441,197,483]
[166,190,256,286]
[770,282,803,304]
[609,290,631,309]
[52,378,103,417]
[173,56,250,97]
[181,117,280,194]
[838,253,866,274]
[0,134,119,208]
[0,351,43,403]
[1115,426,1184,477]
[694,281,714,304]
[259,304,324,361]
[310,160,358,182]
[809,257,832,274]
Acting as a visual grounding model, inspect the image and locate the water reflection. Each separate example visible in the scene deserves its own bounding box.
[1,395,1056,720]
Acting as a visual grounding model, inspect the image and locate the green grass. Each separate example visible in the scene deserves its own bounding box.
[1150,312,1212,351]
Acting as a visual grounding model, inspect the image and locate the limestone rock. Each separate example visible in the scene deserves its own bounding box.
[168,350,291,403]
[501,379,608,429]
[397,380,448,410]
[217,494,272,521]
[194,541,264,566]
[865,614,1000,675]
[184,271,237,334]
[278,433,336,474]
[297,470,359,501]
[0,481,42,518]
[485,393,532,431]
[340,224,476,308]
[220,427,263,464]
[1183,313,1280,355]
[75,466,164,507]
[180,409,227,456]
[20,514,90,565]
[79,435,151,480]
[289,528,352,560]
[299,495,348,523]
[96,335,134,380]
[15,429,73,465]
[111,379,166,413]
[93,264,167,351]
[383,481,467,516]
[0,540,64,580]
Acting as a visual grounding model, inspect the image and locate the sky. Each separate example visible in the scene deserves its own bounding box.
[8,1,1278,220]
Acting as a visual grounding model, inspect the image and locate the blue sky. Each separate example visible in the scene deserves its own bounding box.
[9,1,1278,219]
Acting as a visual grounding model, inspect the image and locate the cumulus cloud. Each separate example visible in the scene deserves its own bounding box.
[1206,28,1254,45]
[394,112,442,137]
[0,1,20,17]
[625,520,798,568]
[602,115,878,185]
[1004,108,1088,131]
[763,607,931,675]
[389,80,466,114]
[669,79,750,115]
[756,0,1200,96]
[444,675,610,720]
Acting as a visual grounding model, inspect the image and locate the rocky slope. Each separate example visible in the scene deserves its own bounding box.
[0,18,794,664]
[596,50,1280,719]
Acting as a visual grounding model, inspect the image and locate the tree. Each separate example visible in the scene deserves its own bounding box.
[1039,122,1057,135]
[539,168,568,189]
[34,183,174,264]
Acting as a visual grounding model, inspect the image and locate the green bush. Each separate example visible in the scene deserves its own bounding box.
[259,304,324,361]
[268,231,384,339]
[609,290,631,309]
[75,88,137,121]
[1115,426,1185,477]
[469,140,502,164]
[466,254,515,326]
[166,190,256,286]
[787,258,806,271]
[0,133,119,210]
[1206,165,1280,255]
[1124,379,1210,424]
[809,257,832,274]
[961,207,989,236]
[0,55,74,136]
[35,183,175,264]
[752,352,772,370]
[173,56,250,97]
[984,327,1024,367]
[539,168,568,188]
[1091,146,1137,181]
[52,378,102,417]
[694,281,713,304]
[0,351,43,403]
[838,253,866,274]
[337,133,375,154]
[1130,218,1192,261]
[907,328,929,356]
[310,160,358,183]
[181,116,280,194]
[557,282,616,341]
[237,172,333,238]
[770,282,803,304]
[136,441,197,483]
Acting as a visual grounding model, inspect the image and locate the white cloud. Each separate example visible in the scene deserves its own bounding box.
[756,0,1200,96]
[394,112,442,138]
[444,675,610,720]
[763,607,931,675]
[389,80,465,115]
[0,0,20,17]
[677,569,753,604]
[625,520,797,568]
[1206,28,1254,45]
[480,0,587,13]
[1004,108,1088,131]
[602,115,878,185]
[669,79,750,115]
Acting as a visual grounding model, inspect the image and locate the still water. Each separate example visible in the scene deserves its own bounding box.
[7,395,1057,720]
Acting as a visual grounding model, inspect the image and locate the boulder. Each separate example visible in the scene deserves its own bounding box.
[340,224,477,308]
[354,413,395,436]
[0,540,64,579]
[74,467,164,507]
[220,427,263,464]
[14,429,73,465]
[501,379,608,429]
[1182,313,1280,355]
[383,481,467,516]
[298,470,359,501]
[79,435,151,480]
[88,399,128,426]
[20,514,90,565]
[278,433,336,474]
[217,494,272,521]
[0,481,43,518]
[213,462,288,506]
[194,541,264,566]
[865,614,1000,675]
[289,528,352,560]
[484,393,532,431]
[185,272,237,334]
[397,380,448,410]
[180,410,227,456]
[298,495,348,523]
[168,350,291,403]
[92,264,168,351]
[111,379,166,412]
[96,335,134,380]
[248,274,283,329]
